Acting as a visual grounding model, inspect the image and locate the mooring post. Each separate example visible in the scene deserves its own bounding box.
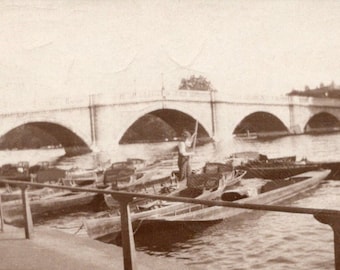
[21,185,33,239]
[314,213,340,270]
[0,194,4,232]
[114,194,137,270]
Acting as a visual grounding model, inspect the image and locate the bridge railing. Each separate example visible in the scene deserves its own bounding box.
[59,90,340,109]
[0,179,339,270]
[3,89,340,115]
[288,95,340,107]
[92,90,163,106]
[92,90,294,105]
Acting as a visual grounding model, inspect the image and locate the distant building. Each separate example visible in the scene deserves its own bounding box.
[287,81,340,99]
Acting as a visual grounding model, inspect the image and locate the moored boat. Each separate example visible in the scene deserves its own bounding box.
[0,161,30,183]
[63,169,101,186]
[102,160,143,187]
[31,162,105,187]
[1,189,104,225]
[141,169,330,225]
[32,167,66,183]
[103,170,161,209]
[236,162,321,180]
[303,159,340,180]
[126,158,147,170]
[101,158,167,187]
[84,163,246,242]
[0,187,68,202]
[230,151,296,163]
[230,151,320,179]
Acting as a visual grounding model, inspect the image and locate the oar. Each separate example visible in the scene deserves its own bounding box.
[192,120,199,152]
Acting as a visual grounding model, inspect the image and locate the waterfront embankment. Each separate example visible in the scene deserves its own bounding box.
[1,224,199,270]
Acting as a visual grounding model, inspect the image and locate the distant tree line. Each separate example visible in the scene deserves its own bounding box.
[179,75,214,91]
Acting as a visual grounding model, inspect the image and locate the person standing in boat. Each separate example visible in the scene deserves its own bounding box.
[177,130,197,183]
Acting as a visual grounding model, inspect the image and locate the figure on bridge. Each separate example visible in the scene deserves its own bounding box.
[177,130,197,183]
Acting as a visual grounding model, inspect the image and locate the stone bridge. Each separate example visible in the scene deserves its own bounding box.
[1,90,340,156]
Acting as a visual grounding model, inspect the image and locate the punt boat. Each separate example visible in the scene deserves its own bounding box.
[141,169,330,226]
[84,163,246,242]
[230,151,321,179]
[1,186,103,226]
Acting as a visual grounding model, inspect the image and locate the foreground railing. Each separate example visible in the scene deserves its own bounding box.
[0,179,340,270]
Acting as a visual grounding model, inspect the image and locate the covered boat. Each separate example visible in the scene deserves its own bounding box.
[230,151,320,179]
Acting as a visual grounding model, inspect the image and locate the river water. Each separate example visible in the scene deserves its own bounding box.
[1,133,340,269]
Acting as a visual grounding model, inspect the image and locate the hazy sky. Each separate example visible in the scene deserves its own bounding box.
[1,0,340,101]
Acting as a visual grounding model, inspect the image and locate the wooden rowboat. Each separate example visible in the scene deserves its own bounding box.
[1,168,102,202]
[102,158,170,187]
[32,167,66,183]
[0,187,69,202]
[2,190,103,225]
[63,169,101,186]
[141,169,330,225]
[0,161,31,183]
[237,162,321,180]
[229,151,318,180]
[84,166,246,242]
[103,170,164,209]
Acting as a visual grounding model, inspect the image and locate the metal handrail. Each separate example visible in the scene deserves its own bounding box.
[0,179,338,216]
[0,179,339,270]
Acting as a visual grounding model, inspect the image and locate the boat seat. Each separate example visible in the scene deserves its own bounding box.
[178,188,203,198]
[187,173,221,190]
[204,162,232,174]
[62,178,75,187]
[35,168,66,183]
[159,184,178,194]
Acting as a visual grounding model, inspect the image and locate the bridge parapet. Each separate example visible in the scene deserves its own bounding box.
[215,93,290,105]
[288,95,340,107]
[92,89,212,107]
[0,94,90,115]
[215,93,340,108]
[164,89,211,101]
[2,89,340,116]
[93,90,162,106]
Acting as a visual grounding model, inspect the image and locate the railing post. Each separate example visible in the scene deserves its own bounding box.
[21,185,33,239]
[0,194,4,232]
[114,194,137,270]
[314,213,340,270]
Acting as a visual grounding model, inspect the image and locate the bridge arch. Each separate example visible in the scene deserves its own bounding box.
[232,111,290,138]
[304,112,340,133]
[0,119,91,156]
[117,105,211,144]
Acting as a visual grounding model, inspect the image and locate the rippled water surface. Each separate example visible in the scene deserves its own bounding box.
[134,180,340,270]
[1,133,340,269]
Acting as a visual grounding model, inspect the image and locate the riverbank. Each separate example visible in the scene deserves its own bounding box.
[1,224,201,270]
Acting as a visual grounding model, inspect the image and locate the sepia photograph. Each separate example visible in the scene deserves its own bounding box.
[0,1,339,269]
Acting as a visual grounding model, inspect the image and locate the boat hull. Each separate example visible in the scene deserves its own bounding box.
[143,169,330,224]
[0,187,66,202]
[236,164,320,179]
[309,161,340,180]
[2,192,103,225]
[84,170,246,241]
